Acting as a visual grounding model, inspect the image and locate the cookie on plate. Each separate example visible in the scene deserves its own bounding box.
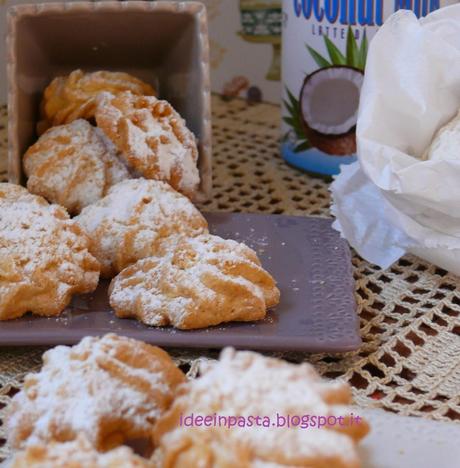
[0,183,100,320]
[39,69,156,133]
[95,91,200,199]
[24,119,130,214]
[109,234,280,329]
[6,434,153,468]
[153,348,369,468]
[75,178,208,278]
[7,334,185,451]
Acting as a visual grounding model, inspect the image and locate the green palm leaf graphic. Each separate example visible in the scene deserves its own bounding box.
[294,140,312,152]
[346,27,360,68]
[324,36,346,65]
[306,46,331,68]
[306,30,367,72]
[358,31,368,70]
[282,87,311,152]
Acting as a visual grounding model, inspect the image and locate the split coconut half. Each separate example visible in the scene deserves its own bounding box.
[300,66,364,156]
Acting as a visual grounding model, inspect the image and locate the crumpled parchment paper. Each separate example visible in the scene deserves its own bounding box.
[331,5,460,274]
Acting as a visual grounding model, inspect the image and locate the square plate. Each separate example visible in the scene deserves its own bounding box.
[0,213,361,352]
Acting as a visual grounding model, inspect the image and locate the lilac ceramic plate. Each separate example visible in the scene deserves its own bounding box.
[0,213,361,352]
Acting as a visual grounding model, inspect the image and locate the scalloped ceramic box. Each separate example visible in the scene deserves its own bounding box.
[7,1,212,201]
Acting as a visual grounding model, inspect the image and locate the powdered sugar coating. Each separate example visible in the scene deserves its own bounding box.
[109,234,280,329]
[95,91,200,199]
[151,429,250,467]
[7,434,153,468]
[39,69,156,133]
[0,183,100,320]
[153,348,369,468]
[75,178,208,278]
[24,120,130,214]
[95,127,132,187]
[7,334,185,451]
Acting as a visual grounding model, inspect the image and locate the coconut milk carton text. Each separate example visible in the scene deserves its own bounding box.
[281,0,454,175]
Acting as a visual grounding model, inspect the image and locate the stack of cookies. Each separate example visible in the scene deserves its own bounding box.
[4,334,369,467]
[1,70,369,468]
[0,70,280,329]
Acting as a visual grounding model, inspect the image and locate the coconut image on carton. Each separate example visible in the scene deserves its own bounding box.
[299,65,364,156]
[282,27,367,163]
[281,0,450,176]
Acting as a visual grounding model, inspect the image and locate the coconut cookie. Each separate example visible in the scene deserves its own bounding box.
[24,119,130,215]
[0,183,99,321]
[95,91,200,199]
[109,234,280,329]
[7,434,153,468]
[153,348,369,468]
[7,334,185,452]
[75,178,208,278]
[39,69,156,133]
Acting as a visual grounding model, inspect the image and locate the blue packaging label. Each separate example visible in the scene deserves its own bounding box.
[281,0,449,175]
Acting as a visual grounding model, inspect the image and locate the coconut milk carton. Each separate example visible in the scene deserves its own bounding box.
[281,0,456,176]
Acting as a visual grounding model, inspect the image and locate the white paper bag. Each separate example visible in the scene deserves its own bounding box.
[331,5,460,274]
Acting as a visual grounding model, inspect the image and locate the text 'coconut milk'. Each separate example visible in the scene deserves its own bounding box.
[281,0,454,176]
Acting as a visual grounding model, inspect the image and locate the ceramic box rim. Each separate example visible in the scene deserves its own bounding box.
[6,0,213,202]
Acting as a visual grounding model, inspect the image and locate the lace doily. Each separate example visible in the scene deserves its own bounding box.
[0,97,459,461]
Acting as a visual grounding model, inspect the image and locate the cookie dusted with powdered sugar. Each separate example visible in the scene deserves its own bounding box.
[0,183,100,320]
[153,348,369,468]
[39,69,156,133]
[24,119,130,215]
[6,435,153,468]
[75,178,208,278]
[7,334,185,452]
[95,91,200,199]
[109,234,280,329]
